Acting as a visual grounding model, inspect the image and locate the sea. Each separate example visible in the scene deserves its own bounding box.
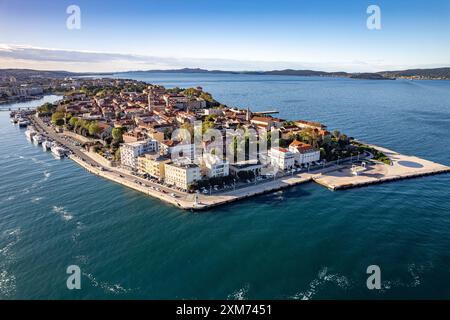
[1,73,450,299]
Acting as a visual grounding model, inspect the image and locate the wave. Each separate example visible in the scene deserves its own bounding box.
[0,270,16,298]
[31,196,43,203]
[52,206,73,221]
[43,171,51,181]
[291,267,351,300]
[227,284,249,300]
[84,272,132,295]
[0,228,20,298]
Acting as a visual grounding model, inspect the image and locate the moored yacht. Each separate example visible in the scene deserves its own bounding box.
[25,127,36,140]
[32,134,44,145]
[42,140,52,151]
[51,143,67,158]
[18,118,30,127]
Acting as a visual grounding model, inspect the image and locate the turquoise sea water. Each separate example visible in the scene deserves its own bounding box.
[1,74,450,299]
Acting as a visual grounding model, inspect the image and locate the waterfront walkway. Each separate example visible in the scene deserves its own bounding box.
[29,114,450,211]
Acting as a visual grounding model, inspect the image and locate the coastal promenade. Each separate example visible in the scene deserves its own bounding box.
[29,114,450,211]
[314,145,450,190]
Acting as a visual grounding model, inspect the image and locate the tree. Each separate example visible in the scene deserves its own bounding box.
[51,111,65,125]
[112,127,124,142]
[332,130,341,140]
[88,122,101,137]
[69,116,79,127]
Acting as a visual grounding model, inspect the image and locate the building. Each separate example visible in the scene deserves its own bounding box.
[202,154,229,178]
[294,120,327,130]
[288,140,321,165]
[164,161,201,190]
[120,139,159,169]
[160,140,196,161]
[138,153,171,180]
[229,160,262,178]
[269,147,295,170]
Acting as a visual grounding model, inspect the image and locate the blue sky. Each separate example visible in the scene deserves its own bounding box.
[0,0,449,72]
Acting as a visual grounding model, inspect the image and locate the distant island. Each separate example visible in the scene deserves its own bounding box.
[1,67,450,83]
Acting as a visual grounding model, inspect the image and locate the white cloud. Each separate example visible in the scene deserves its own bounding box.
[0,43,446,73]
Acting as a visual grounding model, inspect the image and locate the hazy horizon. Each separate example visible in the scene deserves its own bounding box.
[1,0,450,72]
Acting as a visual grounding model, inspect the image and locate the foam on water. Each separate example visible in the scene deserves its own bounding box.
[84,273,132,295]
[52,206,74,221]
[227,284,249,300]
[291,267,351,300]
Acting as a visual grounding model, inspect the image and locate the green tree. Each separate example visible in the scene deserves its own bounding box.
[112,127,124,142]
[51,111,65,125]
[88,122,101,137]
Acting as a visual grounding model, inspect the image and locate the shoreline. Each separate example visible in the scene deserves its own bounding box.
[26,113,450,211]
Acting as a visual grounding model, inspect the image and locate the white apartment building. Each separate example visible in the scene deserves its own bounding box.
[120,139,159,169]
[164,161,201,190]
[160,140,196,161]
[202,154,230,178]
[270,147,295,170]
[288,140,321,165]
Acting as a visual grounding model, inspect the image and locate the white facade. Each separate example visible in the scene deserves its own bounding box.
[120,139,159,169]
[270,147,295,170]
[288,143,320,165]
[161,142,196,161]
[203,154,229,178]
[164,162,201,190]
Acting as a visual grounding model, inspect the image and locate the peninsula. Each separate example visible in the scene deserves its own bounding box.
[10,77,450,210]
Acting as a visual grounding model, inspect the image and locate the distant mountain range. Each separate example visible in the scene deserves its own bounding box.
[1,67,450,80]
[132,67,450,80]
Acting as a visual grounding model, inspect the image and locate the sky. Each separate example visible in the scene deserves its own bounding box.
[0,0,449,72]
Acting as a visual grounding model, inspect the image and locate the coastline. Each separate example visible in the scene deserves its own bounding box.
[26,113,450,211]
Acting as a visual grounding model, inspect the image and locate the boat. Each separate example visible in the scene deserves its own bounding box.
[25,127,36,140]
[32,134,44,145]
[18,118,30,127]
[42,140,52,151]
[51,144,67,158]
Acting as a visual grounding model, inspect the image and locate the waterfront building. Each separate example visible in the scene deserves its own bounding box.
[160,140,196,161]
[164,161,201,190]
[269,147,295,170]
[138,153,171,180]
[120,139,159,169]
[202,154,230,178]
[229,160,262,177]
[288,140,321,165]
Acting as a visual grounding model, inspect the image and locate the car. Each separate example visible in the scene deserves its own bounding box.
[170,193,177,198]
[202,189,209,194]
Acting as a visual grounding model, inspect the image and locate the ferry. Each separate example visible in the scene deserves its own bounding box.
[42,140,52,151]
[32,134,44,145]
[51,144,67,158]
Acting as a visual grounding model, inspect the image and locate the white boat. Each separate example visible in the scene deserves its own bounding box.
[25,127,36,140]
[42,140,52,151]
[18,119,30,127]
[32,134,44,145]
[51,144,66,158]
